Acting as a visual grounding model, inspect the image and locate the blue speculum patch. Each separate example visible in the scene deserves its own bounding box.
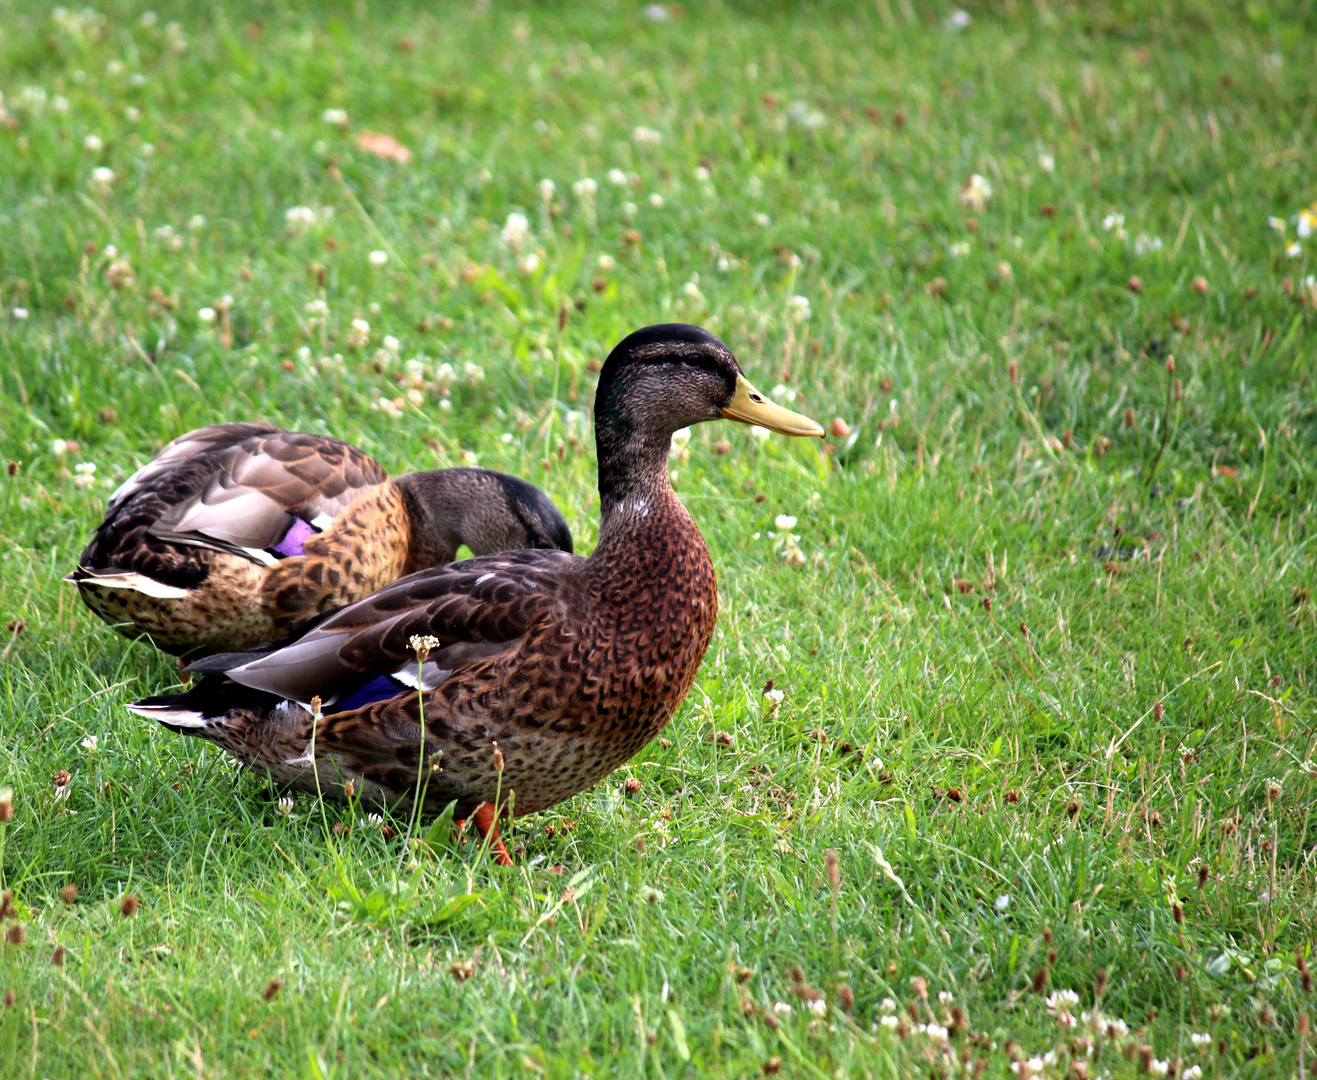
[270,518,318,559]
[335,673,406,713]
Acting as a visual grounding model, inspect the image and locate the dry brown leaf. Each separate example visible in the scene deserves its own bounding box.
[356,131,413,164]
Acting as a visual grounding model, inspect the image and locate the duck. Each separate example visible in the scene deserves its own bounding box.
[67,422,573,657]
[127,324,823,864]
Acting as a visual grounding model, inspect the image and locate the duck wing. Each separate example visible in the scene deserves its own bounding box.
[188,549,583,708]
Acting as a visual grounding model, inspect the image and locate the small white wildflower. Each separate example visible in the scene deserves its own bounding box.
[771,1001,793,1017]
[945,9,971,30]
[753,212,770,227]
[769,384,796,403]
[304,298,329,318]
[1182,1067,1202,1080]
[12,307,28,320]
[623,200,638,216]
[632,126,662,145]
[1039,152,1055,172]
[597,253,616,271]
[89,166,115,193]
[879,997,897,1015]
[276,796,297,817]
[639,885,665,905]
[607,167,629,186]
[694,166,710,182]
[81,735,100,751]
[53,94,69,112]
[1102,212,1126,232]
[368,249,388,267]
[73,462,97,488]
[681,281,702,302]
[517,252,541,274]
[1298,208,1315,238]
[52,439,69,456]
[463,361,485,382]
[878,1014,899,1030]
[1105,1018,1129,1038]
[807,998,827,1017]
[787,294,811,322]
[84,133,104,152]
[749,425,771,441]
[1190,1033,1211,1047]
[949,241,971,258]
[572,177,598,198]
[1134,234,1163,256]
[501,211,530,248]
[188,214,207,231]
[995,894,1010,911]
[321,107,348,128]
[643,3,671,20]
[925,1022,948,1041]
[1147,1059,1168,1077]
[937,991,954,1004]
[1046,989,1080,1015]
[347,318,370,347]
[774,514,797,531]
[125,106,140,122]
[381,334,401,354]
[285,206,318,230]
[648,192,664,208]
[959,174,992,212]
[1267,215,1286,231]
[669,427,692,457]
[197,306,217,324]
[537,178,556,201]
[1287,241,1303,257]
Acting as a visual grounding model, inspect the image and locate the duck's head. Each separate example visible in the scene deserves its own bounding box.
[595,323,824,443]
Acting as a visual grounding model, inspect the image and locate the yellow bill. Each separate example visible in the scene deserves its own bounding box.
[720,374,825,437]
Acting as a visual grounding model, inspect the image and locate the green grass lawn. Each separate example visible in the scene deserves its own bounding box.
[2,0,1316,1075]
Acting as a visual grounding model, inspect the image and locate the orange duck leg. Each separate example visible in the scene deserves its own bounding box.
[454,802,514,866]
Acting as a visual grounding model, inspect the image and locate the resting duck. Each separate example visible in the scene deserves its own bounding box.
[68,423,572,657]
[128,325,823,863]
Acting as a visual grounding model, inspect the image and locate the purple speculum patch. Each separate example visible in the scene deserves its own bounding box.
[270,517,318,558]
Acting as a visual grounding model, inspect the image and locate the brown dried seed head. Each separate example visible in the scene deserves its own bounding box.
[1127,275,1143,293]
[60,884,78,904]
[1067,799,1081,818]
[0,891,12,920]
[982,596,992,613]
[1196,865,1210,889]
[263,978,284,1001]
[911,976,928,1001]
[1093,968,1108,998]
[1042,927,1054,945]
[119,894,140,918]
[1094,435,1112,456]
[826,850,840,891]
[1122,407,1135,430]
[1165,355,1175,374]
[5,924,24,946]
[1153,701,1164,721]
[6,461,20,476]
[1004,789,1020,803]
[1173,902,1183,924]
[492,747,505,771]
[624,777,642,796]
[926,277,948,298]
[52,770,71,789]
[448,959,476,982]
[837,982,854,1011]
[52,945,66,966]
[343,779,356,798]
[1191,275,1208,295]
[1007,359,1019,385]
[1299,1013,1310,1036]
[763,1056,783,1075]
[1031,967,1048,994]
[2,989,13,1007]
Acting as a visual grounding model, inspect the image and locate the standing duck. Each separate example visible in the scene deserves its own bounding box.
[67,423,572,657]
[128,325,823,862]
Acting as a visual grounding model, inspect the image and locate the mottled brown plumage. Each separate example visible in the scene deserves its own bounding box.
[129,325,823,860]
[68,424,572,656]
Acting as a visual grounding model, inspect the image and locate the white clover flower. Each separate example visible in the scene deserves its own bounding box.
[925,1022,948,1041]
[995,894,1010,911]
[83,133,103,152]
[771,1001,793,1017]
[1134,234,1163,256]
[304,298,329,318]
[80,735,99,751]
[378,334,400,355]
[368,249,388,267]
[774,514,797,531]
[1102,212,1125,232]
[950,241,971,258]
[89,166,115,193]
[1147,1059,1168,1077]
[694,166,711,182]
[648,192,664,208]
[681,281,702,302]
[188,214,207,231]
[73,462,97,488]
[276,796,297,817]
[463,361,485,382]
[125,106,140,121]
[347,318,370,347]
[597,253,616,272]
[879,997,897,1014]
[373,396,404,419]
[878,1014,899,1030]
[1046,989,1080,1015]
[749,425,771,441]
[517,253,541,274]
[1039,152,1055,172]
[786,101,826,129]
[434,361,456,387]
[1182,1067,1202,1080]
[572,177,598,198]
[937,991,954,1004]
[807,998,827,1016]
[197,306,217,324]
[285,205,318,230]
[501,211,530,248]
[321,107,348,128]
[12,307,28,320]
[607,168,629,186]
[945,9,971,29]
[537,178,556,201]
[632,126,662,145]
[52,439,69,456]
[959,174,991,212]
[1105,1018,1129,1038]
[769,384,797,403]
[764,688,784,705]
[669,427,691,457]
[53,94,69,113]
[623,201,638,217]
[753,212,770,227]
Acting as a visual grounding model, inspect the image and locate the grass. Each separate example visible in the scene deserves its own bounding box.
[1,0,1316,1075]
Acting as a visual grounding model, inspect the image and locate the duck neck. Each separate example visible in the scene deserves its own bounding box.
[593,424,681,554]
